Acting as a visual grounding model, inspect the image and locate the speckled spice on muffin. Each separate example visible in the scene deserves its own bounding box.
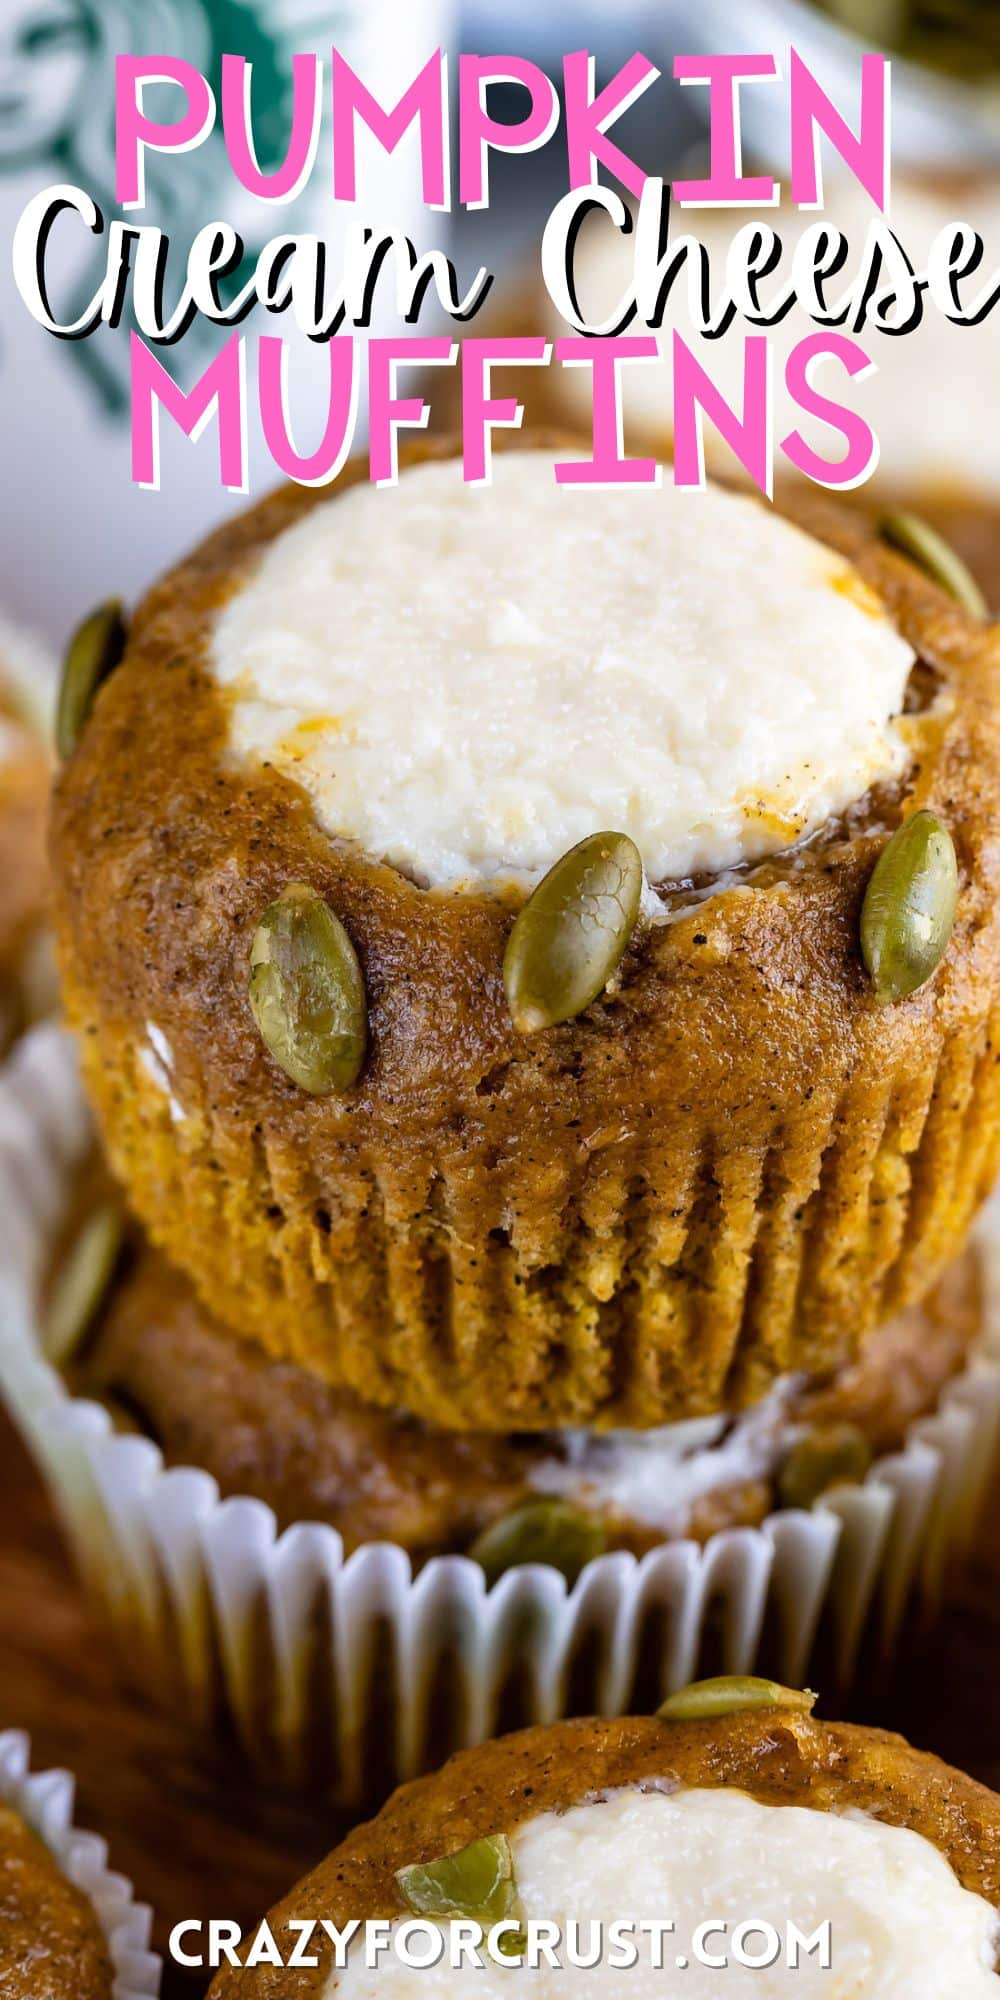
[49,434,1000,1431]
[0,1799,114,1999]
[66,1235,981,1566]
[205,1709,1000,1997]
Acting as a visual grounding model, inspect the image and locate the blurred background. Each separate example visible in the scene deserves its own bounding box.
[0,0,998,642]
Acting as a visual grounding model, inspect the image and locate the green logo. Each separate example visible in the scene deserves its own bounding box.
[0,0,350,413]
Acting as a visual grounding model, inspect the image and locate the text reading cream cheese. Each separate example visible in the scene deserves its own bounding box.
[552,181,1000,498]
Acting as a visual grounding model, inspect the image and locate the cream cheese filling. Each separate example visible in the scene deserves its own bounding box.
[528,1385,798,1534]
[210,453,914,890]
[332,1785,1000,1996]
[551,179,1000,499]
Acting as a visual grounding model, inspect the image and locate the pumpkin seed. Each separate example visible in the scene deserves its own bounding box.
[43,1200,124,1365]
[860,810,958,1004]
[397,1834,525,1955]
[658,1676,817,1723]
[56,600,127,758]
[778,1424,872,1511]
[248,883,366,1092]
[880,512,987,619]
[503,832,643,1033]
[468,1498,607,1588]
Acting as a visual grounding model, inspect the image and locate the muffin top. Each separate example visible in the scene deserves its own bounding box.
[551,176,1000,501]
[0,1800,114,1999]
[207,1710,1000,1997]
[210,454,914,887]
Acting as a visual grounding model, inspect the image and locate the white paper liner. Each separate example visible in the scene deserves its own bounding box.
[3,1022,1000,1803]
[0,1728,161,1998]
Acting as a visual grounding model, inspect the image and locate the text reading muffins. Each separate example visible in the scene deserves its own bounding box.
[50,438,1000,1430]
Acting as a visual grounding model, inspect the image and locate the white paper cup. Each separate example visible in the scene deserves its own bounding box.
[0,1727,160,1999]
[3,1022,1000,1805]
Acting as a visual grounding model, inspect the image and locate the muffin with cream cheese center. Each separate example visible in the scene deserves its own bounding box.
[206,1707,1000,1997]
[49,437,1000,1430]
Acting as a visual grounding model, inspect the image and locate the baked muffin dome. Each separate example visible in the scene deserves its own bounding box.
[0,1799,114,1998]
[69,1235,981,1563]
[206,1707,1000,1996]
[50,437,1000,1430]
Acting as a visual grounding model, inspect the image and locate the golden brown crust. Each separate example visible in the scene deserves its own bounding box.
[50,433,1000,1430]
[206,1711,1000,1997]
[69,1237,981,1559]
[793,1246,980,1449]
[0,1803,114,1999]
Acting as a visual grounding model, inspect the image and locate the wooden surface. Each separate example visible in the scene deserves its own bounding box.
[1,1405,998,1998]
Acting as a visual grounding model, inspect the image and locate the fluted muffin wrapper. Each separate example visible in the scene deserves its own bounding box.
[0,1728,161,1999]
[3,1024,1000,1806]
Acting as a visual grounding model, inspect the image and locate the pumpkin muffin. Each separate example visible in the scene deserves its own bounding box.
[49,436,1000,1431]
[0,1797,114,1998]
[0,611,56,1052]
[537,176,1000,607]
[66,1231,983,1567]
[207,1699,1000,1995]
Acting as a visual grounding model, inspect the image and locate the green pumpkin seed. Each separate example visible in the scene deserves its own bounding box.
[860,810,958,1005]
[778,1424,873,1511]
[248,883,366,1093]
[468,1498,607,1588]
[504,832,643,1034]
[56,600,127,759]
[657,1676,817,1723]
[43,1200,124,1366]
[880,512,987,619]
[397,1834,525,1955]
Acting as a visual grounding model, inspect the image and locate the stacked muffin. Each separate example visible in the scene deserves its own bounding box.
[39,436,1000,1749]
